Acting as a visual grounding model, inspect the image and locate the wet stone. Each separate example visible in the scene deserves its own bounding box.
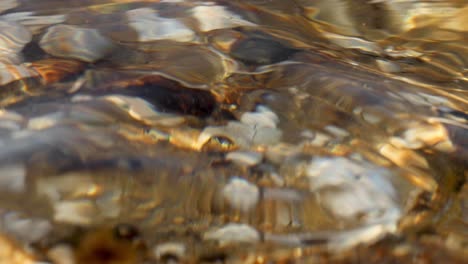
[0,1,18,13]
[0,0,466,263]
[203,223,260,245]
[95,75,217,117]
[225,151,263,167]
[230,36,298,65]
[222,177,260,212]
[1,12,67,35]
[307,157,401,223]
[0,164,26,193]
[126,8,195,42]
[0,20,31,54]
[153,242,186,262]
[39,24,113,62]
[191,4,256,32]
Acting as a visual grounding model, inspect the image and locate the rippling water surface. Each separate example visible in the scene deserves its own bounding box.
[0,0,467,263]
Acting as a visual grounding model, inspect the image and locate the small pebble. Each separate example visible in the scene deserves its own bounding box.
[226,151,262,167]
[204,223,260,245]
[222,177,260,212]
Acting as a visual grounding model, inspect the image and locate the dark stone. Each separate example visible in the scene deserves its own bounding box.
[230,37,297,65]
[104,75,217,117]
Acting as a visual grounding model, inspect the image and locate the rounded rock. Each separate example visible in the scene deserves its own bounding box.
[0,19,31,53]
[39,24,113,62]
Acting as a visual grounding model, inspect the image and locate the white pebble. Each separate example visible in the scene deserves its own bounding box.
[153,242,186,260]
[47,244,75,264]
[222,177,260,212]
[0,164,25,193]
[191,5,255,32]
[127,8,195,42]
[204,223,260,245]
[226,151,262,167]
[53,200,96,225]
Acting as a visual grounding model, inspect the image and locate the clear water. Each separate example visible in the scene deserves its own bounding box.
[0,0,466,263]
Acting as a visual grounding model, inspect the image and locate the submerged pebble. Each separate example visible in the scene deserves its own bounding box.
[0,0,18,13]
[0,164,25,193]
[230,36,297,65]
[40,24,113,62]
[222,177,260,212]
[126,8,195,42]
[0,20,31,53]
[203,223,260,245]
[191,5,256,32]
[53,200,97,225]
[0,0,465,263]
[153,242,186,262]
[226,151,263,166]
[307,157,400,223]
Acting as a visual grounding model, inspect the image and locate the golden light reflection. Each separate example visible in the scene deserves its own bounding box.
[0,0,466,262]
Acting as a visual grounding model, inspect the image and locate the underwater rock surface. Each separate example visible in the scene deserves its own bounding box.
[0,0,466,263]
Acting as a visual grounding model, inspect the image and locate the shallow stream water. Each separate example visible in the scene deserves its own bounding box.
[0,0,467,263]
